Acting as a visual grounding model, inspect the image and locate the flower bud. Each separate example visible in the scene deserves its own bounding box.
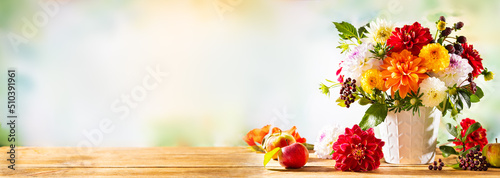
[484,71,494,81]
[410,98,418,105]
[437,21,446,31]
[394,100,400,107]
[454,43,463,55]
[441,27,452,36]
[445,44,455,54]
[439,16,446,22]
[378,49,384,56]
[457,36,467,43]
[448,88,457,95]
[455,22,464,29]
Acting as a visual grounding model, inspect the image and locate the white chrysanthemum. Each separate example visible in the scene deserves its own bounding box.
[366,18,394,44]
[420,77,447,107]
[432,54,473,87]
[340,43,380,85]
[314,124,342,159]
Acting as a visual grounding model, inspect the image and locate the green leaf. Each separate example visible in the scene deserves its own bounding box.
[476,86,484,99]
[449,163,461,170]
[333,21,358,40]
[439,145,458,157]
[359,103,388,130]
[249,145,266,153]
[336,42,350,54]
[462,122,481,142]
[358,26,368,39]
[330,149,335,155]
[263,147,281,167]
[358,97,371,105]
[459,91,471,108]
[470,94,480,103]
[336,97,346,107]
[446,123,458,138]
[447,138,458,142]
[461,145,480,156]
[303,143,315,150]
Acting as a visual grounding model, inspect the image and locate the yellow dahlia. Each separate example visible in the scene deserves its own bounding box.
[361,69,384,94]
[419,43,450,72]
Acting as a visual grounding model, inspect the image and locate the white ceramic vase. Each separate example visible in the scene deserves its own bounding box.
[379,107,441,164]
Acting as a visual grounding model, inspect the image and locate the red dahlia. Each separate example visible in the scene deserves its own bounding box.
[332,125,384,172]
[453,118,488,151]
[387,22,433,56]
[461,43,484,78]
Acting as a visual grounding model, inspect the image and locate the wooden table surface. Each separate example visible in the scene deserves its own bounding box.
[1,147,499,177]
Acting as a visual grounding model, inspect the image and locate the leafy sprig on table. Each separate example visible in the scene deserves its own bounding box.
[439,121,482,169]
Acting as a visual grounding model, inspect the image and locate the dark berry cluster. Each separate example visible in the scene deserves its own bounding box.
[340,78,356,108]
[459,147,489,171]
[437,16,467,55]
[428,159,444,171]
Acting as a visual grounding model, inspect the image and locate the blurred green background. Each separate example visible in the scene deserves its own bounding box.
[0,0,499,147]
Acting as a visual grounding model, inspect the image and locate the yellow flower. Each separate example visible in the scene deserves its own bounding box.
[361,69,384,94]
[437,21,446,31]
[419,43,450,72]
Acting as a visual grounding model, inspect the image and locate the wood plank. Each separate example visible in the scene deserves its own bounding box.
[1,147,498,177]
[2,167,500,177]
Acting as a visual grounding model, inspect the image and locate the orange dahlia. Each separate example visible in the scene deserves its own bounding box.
[381,50,429,98]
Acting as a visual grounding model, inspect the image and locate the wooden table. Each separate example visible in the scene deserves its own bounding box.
[1,147,498,177]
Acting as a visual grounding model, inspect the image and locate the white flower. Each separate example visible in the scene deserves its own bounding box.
[365,18,394,44]
[314,124,342,159]
[419,77,447,107]
[432,54,473,87]
[340,43,380,85]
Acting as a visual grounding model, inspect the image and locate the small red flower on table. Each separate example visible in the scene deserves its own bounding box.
[332,125,384,172]
[453,118,488,151]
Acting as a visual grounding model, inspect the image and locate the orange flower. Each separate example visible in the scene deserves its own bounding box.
[381,50,429,98]
[271,126,307,143]
[243,125,271,146]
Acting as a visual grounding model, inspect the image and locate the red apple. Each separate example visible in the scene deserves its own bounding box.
[278,143,309,169]
[483,138,500,167]
[264,133,296,159]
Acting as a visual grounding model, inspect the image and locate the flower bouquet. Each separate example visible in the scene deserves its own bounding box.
[320,16,493,164]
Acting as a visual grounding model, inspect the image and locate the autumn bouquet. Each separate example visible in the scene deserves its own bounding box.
[320,16,494,130]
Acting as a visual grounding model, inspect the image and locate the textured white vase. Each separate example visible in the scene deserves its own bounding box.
[379,107,441,164]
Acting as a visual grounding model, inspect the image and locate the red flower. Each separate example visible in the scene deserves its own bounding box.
[243,125,271,146]
[453,118,488,151]
[461,43,484,78]
[332,125,384,172]
[387,22,433,56]
[336,63,344,83]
